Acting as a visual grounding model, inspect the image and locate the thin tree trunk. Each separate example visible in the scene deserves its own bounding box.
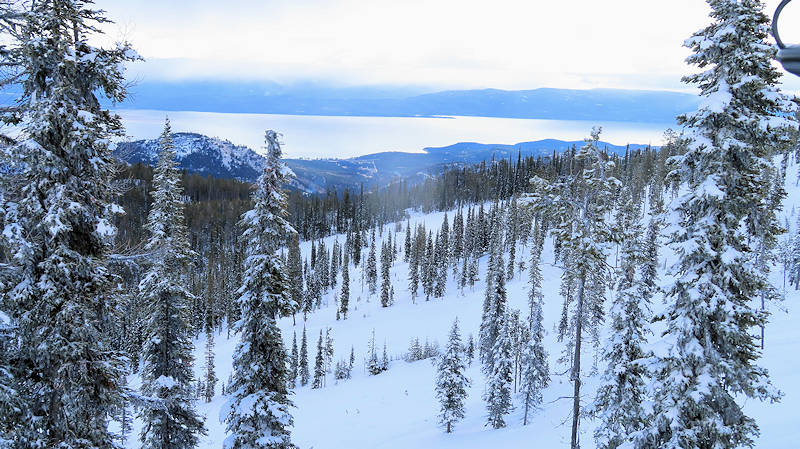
[523,391,530,425]
[571,271,586,449]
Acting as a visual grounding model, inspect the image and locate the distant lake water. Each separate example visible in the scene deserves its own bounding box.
[116,109,676,159]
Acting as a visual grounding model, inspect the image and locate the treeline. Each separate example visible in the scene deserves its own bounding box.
[110,138,679,344]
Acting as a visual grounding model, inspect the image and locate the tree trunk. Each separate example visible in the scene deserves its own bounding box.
[523,391,530,425]
[571,271,586,449]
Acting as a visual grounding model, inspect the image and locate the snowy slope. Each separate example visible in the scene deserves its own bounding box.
[124,165,800,449]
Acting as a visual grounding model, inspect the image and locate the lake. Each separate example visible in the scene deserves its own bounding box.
[116,109,676,159]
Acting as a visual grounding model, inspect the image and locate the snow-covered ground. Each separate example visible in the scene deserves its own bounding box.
[125,163,800,449]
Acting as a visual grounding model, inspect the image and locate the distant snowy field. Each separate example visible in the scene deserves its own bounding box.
[124,162,800,449]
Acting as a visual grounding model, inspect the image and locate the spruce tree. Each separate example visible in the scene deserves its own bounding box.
[313,330,325,389]
[139,119,206,449]
[404,220,412,262]
[290,331,299,387]
[479,227,506,373]
[0,311,21,447]
[485,311,513,429]
[0,2,136,446]
[408,241,420,301]
[367,228,378,294]
[466,334,475,365]
[520,226,549,425]
[592,191,650,449]
[223,131,296,449]
[300,326,310,386]
[287,234,304,323]
[340,251,350,319]
[204,330,218,403]
[534,128,618,449]
[637,2,796,448]
[380,242,392,307]
[435,318,470,433]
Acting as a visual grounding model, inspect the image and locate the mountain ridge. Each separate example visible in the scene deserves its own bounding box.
[114,132,653,193]
[112,83,697,123]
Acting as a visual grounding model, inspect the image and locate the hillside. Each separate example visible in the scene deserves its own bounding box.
[120,163,800,449]
[115,133,652,193]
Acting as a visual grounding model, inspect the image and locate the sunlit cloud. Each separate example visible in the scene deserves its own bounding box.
[98,0,800,92]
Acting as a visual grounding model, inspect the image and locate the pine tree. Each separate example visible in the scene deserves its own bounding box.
[313,330,325,389]
[592,191,650,449]
[367,227,378,294]
[223,131,296,449]
[534,127,618,449]
[204,330,218,403]
[140,119,206,449]
[0,311,21,447]
[290,331,299,387]
[423,232,435,300]
[340,251,350,319]
[485,311,513,429]
[466,334,475,365]
[451,209,464,273]
[300,326,310,386]
[287,234,304,323]
[380,242,392,307]
[118,372,133,445]
[479,227,507,373]
[408,240,420,301]
[0,2,137,446]
[520,227,549,425]
[468,255,479,288]
[325,328,335,382]
[330,239,340,289]
[436,318,470,433]
[381,342,389,371]
[637,2,796,448]
[366,329,383,375]
[506,196,519,280]
[434,229,448,298]
[404,219,412,262]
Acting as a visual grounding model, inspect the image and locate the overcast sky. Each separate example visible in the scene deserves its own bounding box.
[99,0,800,92]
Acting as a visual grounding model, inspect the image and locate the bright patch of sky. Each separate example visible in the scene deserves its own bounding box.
[99,0,800,93]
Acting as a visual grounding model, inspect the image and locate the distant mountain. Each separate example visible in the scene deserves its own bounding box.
[114,132,266,182]
[114,82,697,123]
[115,133,651,194]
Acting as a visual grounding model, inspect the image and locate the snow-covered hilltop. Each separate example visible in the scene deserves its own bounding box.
[115,132,266,183]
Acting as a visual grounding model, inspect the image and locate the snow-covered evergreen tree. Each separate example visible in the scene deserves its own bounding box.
[636,2,796,448]
[290,331,299,387]
[0,1,137,446]
[366,329,382,375]
[533,127,618,449]
[313,330,325,389]
[479,225,507,374]
[435,318,470,433]
[592,191,651,449]
[222,130,296,449]
[520,224,549,425]
[299,326,310,386]
[287,234,304,322]
[0,311,21,447]
[204,330,218,403]
[340,251,350,318]
[367,227,378,295]
[380,242,392,307]
[485,311,513,429]
[139,119,206,449]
